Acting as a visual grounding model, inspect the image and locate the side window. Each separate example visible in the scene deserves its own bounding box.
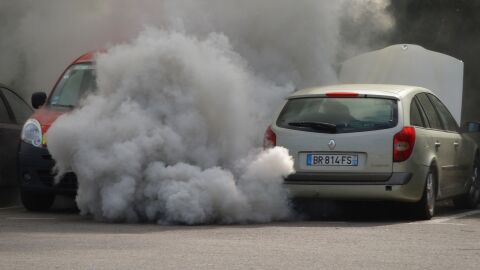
[1,88,32,124]
[427,94,459,132]
[416,93,443,130]
[410,98,427,128]
[0,94,12,123]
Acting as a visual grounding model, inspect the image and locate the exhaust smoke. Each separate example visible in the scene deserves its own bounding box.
[47,29,295,224]
[3,1,393,224]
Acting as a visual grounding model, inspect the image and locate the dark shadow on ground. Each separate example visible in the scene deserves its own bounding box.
[0,187,19,207]
[49,195,79,213]
[291,198,477,222]
[292,199,414,222]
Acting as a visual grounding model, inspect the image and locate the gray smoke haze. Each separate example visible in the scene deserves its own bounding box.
[0,0,393,96]
[0,0,162,95]
[2,1,393,223]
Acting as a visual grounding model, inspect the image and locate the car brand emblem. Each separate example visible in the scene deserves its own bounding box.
[328,139,336,150]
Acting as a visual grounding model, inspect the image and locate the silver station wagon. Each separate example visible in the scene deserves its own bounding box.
[265,84,480,219]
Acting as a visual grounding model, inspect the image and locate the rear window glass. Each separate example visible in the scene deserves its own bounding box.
[49,63,96,107]
[276,97,398,134]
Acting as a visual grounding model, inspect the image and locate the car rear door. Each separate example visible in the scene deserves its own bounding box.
[427,93,469,195]
[0,89,18,186]
[0,87,31,187]
[415,93,458,197]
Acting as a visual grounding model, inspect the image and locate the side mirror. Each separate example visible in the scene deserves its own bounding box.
[31,92,47,109]
[461,121,480,133]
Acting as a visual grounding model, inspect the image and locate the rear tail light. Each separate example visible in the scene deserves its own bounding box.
[393,126,416,162]
[263,125,276,149]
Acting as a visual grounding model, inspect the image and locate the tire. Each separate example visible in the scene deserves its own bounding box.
[20,189,55,212]
[453,156,480,209]
[413,171,436,220]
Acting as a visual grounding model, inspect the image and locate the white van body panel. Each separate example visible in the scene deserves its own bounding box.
[339,44,464,124]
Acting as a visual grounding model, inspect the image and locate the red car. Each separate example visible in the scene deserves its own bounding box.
[18,52,96,211]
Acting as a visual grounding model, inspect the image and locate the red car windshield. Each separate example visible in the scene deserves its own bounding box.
[49,63,96,107]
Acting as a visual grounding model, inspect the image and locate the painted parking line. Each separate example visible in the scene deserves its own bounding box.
[406,209,480,225]
[5,217,57,220]
[0,206,22,210]
[425,209,480,224]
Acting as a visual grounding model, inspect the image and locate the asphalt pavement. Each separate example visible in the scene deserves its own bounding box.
[0,196,479,270]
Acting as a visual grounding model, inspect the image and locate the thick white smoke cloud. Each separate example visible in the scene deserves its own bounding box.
[47,29,294,224]
[3,1,393,223]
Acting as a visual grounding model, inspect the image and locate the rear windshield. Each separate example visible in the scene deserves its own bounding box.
[49,63,96,107]
[276,97,398,133]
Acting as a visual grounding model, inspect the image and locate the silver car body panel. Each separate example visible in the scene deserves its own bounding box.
[274,84,477,202]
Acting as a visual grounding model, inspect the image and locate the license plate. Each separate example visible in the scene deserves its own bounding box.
[306,154,358,166]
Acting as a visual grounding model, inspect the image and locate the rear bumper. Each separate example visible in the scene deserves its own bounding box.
[284,171,427,202]
[17,142,77,195]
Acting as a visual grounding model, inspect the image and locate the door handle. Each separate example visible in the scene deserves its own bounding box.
[453,141,459,147]
[435,141,441,148]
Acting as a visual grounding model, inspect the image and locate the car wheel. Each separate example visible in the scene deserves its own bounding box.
[413,171,436,220]
[20,189,55,212]
[453,156,480,209]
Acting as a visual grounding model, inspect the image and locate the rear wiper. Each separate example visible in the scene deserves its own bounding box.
[288,121,337,133]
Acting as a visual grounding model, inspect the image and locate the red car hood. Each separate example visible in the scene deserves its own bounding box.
[31,106,72,135]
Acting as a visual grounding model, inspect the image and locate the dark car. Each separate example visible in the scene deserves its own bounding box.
[18,52,96,211]
[0,84,33,187]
